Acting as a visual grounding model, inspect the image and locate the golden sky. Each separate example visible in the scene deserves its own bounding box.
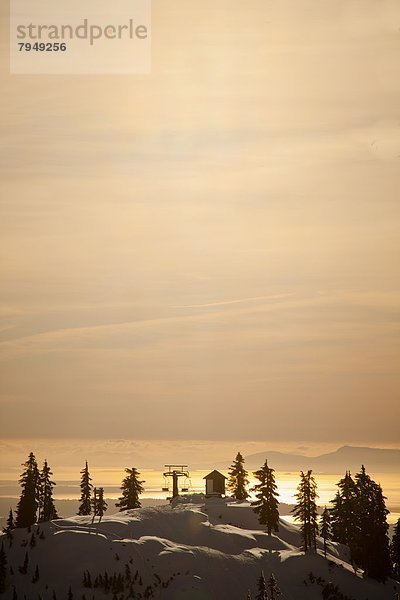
[0,0,399,442]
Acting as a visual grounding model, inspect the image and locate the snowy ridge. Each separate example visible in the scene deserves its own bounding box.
[1,495,398,599]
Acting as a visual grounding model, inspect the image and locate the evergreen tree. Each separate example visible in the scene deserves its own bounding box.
[320,506,331,558]
[3,508,15,535]
[19,552,29,575]
[0,543,7,593]
[92,487,108,522]
[78,461,92,516]
[321,582,343,599]
[227,452,249,500]
[32,564,39,583]
[116,468,145,510]
[330,471,358,547]
[255,571,267,600]
[354,465,391,581]
[91,488,98,524]
[292,470,319,552]
[367,482,391,581]
[251,460,279,535]
[38,460,59,522]
[267,573,281,599]
[86,571,92,588]
[351,465,373,566]
[3,516,14,550]
[67,585,73,599]
[391,518,400,582]
[15,452,40,528]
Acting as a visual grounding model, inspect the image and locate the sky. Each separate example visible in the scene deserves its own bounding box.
[0,0,399,445]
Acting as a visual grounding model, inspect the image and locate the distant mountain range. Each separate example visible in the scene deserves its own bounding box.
[216,445,400,473]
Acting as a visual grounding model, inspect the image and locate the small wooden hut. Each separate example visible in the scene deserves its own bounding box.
[203,470,227,497]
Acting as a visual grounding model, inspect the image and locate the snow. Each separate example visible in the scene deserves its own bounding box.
[1,495,398,599]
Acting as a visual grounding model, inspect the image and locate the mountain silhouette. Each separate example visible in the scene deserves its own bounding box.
[215,446,400,473]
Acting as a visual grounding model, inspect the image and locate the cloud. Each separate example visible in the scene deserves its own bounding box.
[173,293,294,309]
[0,290,398,362]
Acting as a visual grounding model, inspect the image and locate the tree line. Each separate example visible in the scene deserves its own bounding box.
[77,461,144,521]
[227,451,400,583]
[3,452,145,535]
[249,571,281,600]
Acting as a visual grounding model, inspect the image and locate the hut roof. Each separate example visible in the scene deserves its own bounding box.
[203,470,227,480]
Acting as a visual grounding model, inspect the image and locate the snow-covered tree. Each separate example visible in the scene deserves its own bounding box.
[292,470,319,552]
[251,460,279,535]
[39,460,59,522]
[267,573,281,599]
[15,452,40,528]
[320,506,331,558]
[227,452,249,500]
[78,461,93,516]
[391,518,400,581]
[255,571,267,600]
[116,468,145,510]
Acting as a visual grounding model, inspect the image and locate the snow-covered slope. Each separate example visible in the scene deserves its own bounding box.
[1,495,398,599]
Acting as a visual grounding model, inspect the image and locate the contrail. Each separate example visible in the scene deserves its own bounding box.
[174,293,294,309]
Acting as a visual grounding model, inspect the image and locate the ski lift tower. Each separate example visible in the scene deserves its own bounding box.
[162,465,190,500]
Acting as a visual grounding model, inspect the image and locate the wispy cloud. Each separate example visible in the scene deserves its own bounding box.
[173,292,294,309]
[0,290,398,362]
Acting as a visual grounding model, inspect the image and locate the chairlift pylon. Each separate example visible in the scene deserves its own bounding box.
[162,464,190,500]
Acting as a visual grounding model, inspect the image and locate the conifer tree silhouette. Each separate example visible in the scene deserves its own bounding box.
[19,552,29,575]
[391,518,400,581]
[227,452,249,500]
[330,471,358,547]
[92,487,108,522]
[0,543,7,593]
[267,573,281,599]
[354,465,390,581]
[292,470,319,552]
[32,564,39,583]
[39,460,59,522]
[3,508,15,535]
[116,468,145,510]
[255,571,267,600]
[78,461,93,516]
[320,506,332,558]
[251,459,279,535]
[16,452,40,528]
